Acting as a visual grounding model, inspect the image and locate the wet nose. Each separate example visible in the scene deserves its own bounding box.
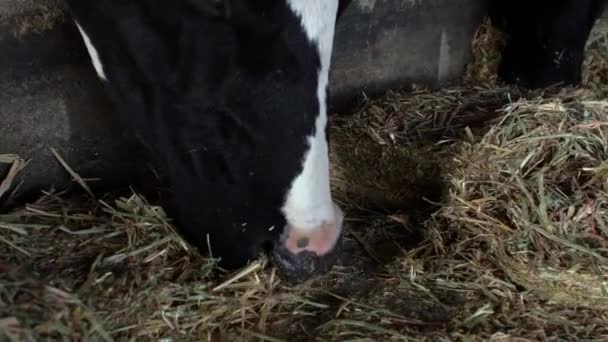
[272,203,344,284]
[283,204,343,256]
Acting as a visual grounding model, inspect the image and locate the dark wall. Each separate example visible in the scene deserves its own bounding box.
[0,0,487,199]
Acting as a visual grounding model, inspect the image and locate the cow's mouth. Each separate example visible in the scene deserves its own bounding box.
[271,205,344,284]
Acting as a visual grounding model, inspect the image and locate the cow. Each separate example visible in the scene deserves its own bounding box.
[65,0,605,284]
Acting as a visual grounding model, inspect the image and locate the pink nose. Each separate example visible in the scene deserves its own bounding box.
[272,204,344,284]
[283,204,344,256]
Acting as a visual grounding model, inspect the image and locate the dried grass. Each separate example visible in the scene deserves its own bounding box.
[2,17,608,342]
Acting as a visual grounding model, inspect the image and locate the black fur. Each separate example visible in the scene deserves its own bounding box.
[66,0,322,268]
[490,0,607,88]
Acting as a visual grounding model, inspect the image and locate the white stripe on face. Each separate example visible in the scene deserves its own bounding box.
[74,20,108,81]
[282,0,340,231]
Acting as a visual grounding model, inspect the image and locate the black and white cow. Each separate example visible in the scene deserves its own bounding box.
[65,0,605,283]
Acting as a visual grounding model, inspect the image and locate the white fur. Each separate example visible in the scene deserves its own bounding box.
[282,0,340,231]
[74,21,108,81]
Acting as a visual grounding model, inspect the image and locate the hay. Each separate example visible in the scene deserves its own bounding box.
[2,17,608,341]
[463,19,508,86]
[0,193,320,340]
[417,93,608,334]
[329,85,512,212]
[585,18,608,97]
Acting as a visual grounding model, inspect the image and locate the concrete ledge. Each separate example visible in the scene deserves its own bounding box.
[0,0,487,199]
[331,0,486,107]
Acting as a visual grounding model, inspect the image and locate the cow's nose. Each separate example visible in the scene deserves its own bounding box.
[272,204,344,284]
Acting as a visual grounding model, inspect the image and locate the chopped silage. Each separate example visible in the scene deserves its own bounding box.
[2,18,608,342]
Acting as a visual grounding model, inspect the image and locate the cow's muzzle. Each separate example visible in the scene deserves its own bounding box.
[272,204,344,284]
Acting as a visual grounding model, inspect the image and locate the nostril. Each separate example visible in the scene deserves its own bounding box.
[296,237,310,248]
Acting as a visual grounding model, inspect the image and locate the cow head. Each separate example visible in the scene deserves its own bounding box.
[69,0,345,283]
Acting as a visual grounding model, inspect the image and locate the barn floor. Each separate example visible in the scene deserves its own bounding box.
[2,21,608,341]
